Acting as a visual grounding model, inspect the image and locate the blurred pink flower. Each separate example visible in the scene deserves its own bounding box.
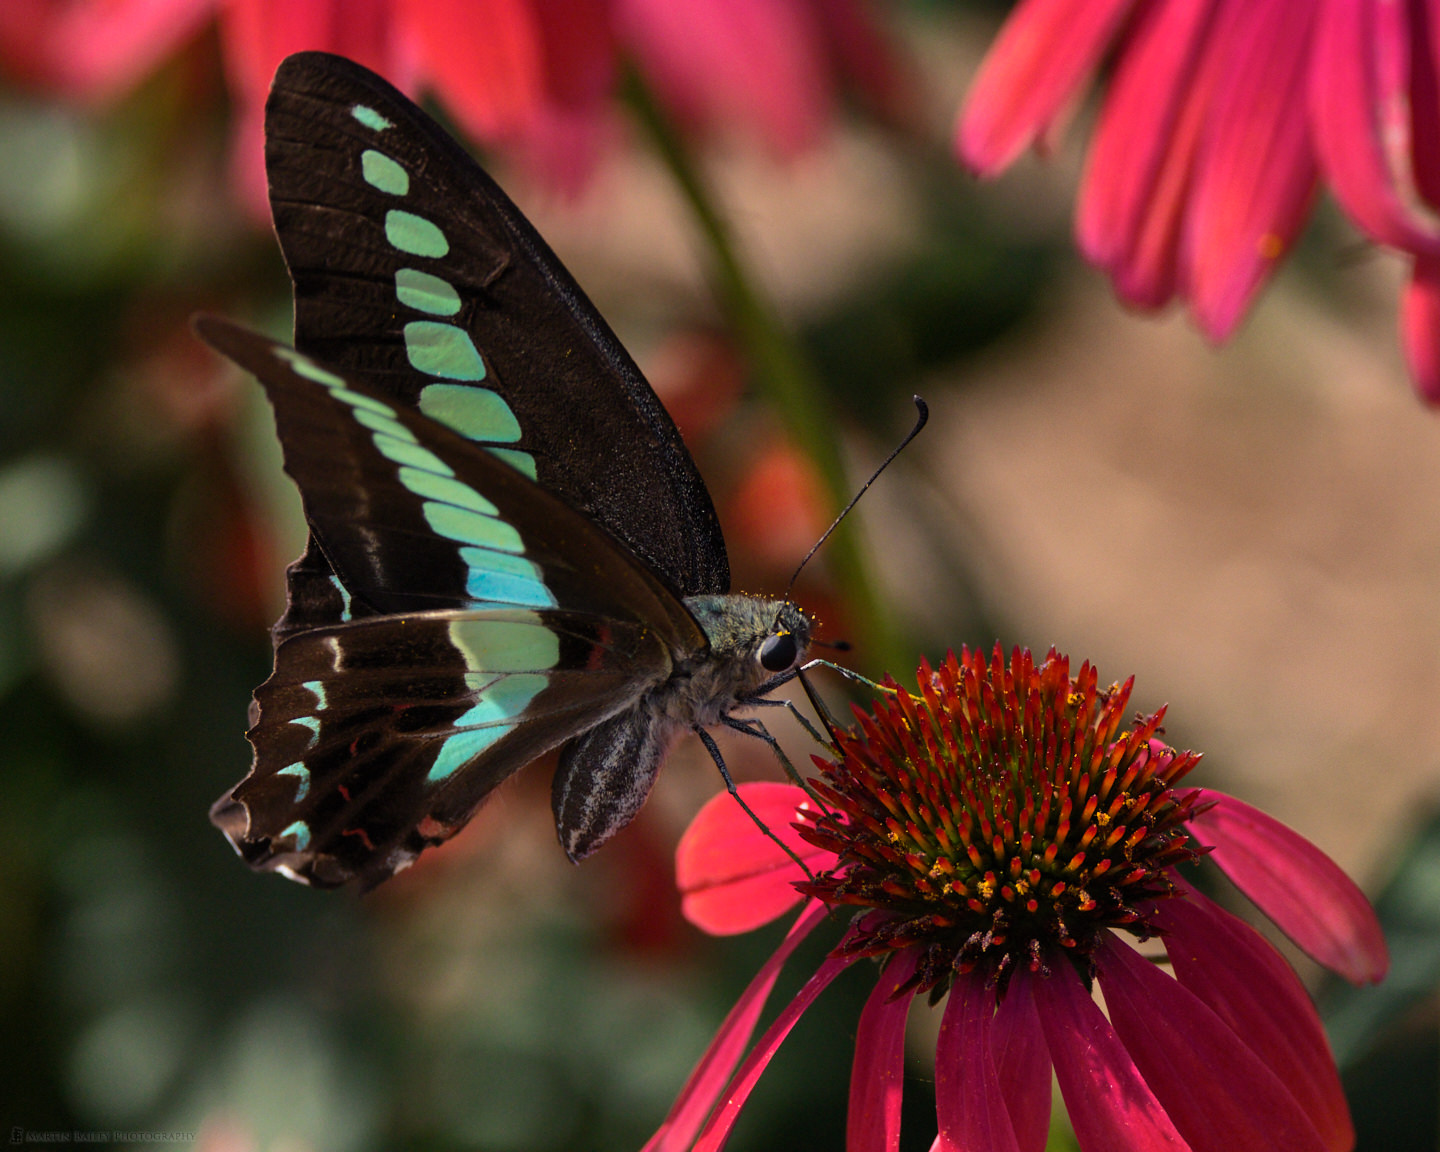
[958,0,1440,404]
[655,647,1388,1152]
[0,0,902,213]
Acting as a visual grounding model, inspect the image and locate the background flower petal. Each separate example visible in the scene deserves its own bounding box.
[1075,0,1223,309]
[934,971,1020,1152]
[1401,254,1440,404]
[1184,0,1319,340]
[1311,0,1440,255]
[676,781,835,935]
[1155,885,1353,1152]
[1189,789,1389,984]
[1030,962,1188,1152]
[956,0,1139,174]
[1097,934,1326,1152]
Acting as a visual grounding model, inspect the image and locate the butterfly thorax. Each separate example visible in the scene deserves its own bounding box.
[663,594,812,725]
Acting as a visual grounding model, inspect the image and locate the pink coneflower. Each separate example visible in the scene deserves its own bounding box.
[957,0,1440,405]
[655,646,1388,1152]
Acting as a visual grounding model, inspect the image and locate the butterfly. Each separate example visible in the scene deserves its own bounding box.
[201,51,815,890]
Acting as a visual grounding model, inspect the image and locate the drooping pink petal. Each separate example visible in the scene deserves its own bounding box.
[956,0,1140,174]
[806,0,913,126]
[676,782,835,936]
[934,971,1020,1152]
[618,0,831,155]
[1030,961,1189,1152]
[991,974,1052,1152]
[1312,0,1440,256]
[1076,0,1224,310]
[643,899,829,1152]
[847,946,921,1152]
[1188,789,1388,984]
[1097,934,1326,1152]
[1155,884,1353,1152]
[1183,0,1319,340]
[691,926,862,1151]
[1402,254,1440,403]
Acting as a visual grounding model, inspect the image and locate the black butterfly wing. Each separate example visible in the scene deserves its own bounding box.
[198,318,705,886]
[265,49,730,600]
[213,608,670,889]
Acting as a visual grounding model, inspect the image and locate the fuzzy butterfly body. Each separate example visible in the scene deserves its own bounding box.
[204,52,811,890]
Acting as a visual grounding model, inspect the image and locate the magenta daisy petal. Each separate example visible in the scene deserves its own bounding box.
[656,647,1383,1151]
[935,971,1020,1152]
[1187,789,1388,984]
[676,781,835,935]
[1153,883,1353,1152]
[848,944,922,1152]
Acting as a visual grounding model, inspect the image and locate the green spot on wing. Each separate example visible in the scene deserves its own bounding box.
[351,104,393,131]
[405,323,485,381]
[301,680,327,707]
[449,615,560,672]
[353,408,417,442]
[455,673,549,727]
[396,268,462,316]
[398,467,498,515]
[422,501,523,552]
[486,448,538,479]
[278,763,311,801]
[274,347,346,388]
[458,547,543,581]
[373,433,454,476]
[419,384,523,442]
[361,149,409,195]
[426,726,508,782]
[385,210,449,257]
[281,820,312,851]
[328,387,396,417]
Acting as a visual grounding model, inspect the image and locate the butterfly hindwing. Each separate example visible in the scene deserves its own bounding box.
[265,50,729,598]
[215,607,671,888]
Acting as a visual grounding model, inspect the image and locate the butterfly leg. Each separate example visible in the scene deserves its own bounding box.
[723,713,829,813]
[693,726,818,882]
[745,694,833,749]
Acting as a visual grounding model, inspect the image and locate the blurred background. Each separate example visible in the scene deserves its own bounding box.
[1,1,1436,1149]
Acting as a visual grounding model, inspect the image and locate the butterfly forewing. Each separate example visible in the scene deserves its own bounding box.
[265,51,729,597]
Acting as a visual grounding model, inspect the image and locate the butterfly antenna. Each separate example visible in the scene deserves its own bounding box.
[784,395,928,601]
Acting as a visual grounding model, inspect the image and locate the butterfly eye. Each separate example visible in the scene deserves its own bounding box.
[758,630,798,672]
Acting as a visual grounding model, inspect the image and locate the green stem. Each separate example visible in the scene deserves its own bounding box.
[629,77,902,675]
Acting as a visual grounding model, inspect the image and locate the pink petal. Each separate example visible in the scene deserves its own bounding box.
[643,899,829,1152]
[956,0,1140,174]
[399,0,545,139]
[677,782,835,936]
[1155,884,1353,1152]
[1311,0,1440,256]
[1402,254,1440,403]
[934,971,1019,1152]
[991,975,1051,1152]
[1030,961,1188,1151]
[1076,0,1225,310]
[1188,789,1389,984]
[1098,934,1326,1152]
[618,0,831,155]
[691,923,863,1151]
[847,946,922,1152]
[807,0,913,126]
[1183,0,1319,340]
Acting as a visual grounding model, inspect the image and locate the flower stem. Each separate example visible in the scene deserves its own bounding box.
[628,76,901,673]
